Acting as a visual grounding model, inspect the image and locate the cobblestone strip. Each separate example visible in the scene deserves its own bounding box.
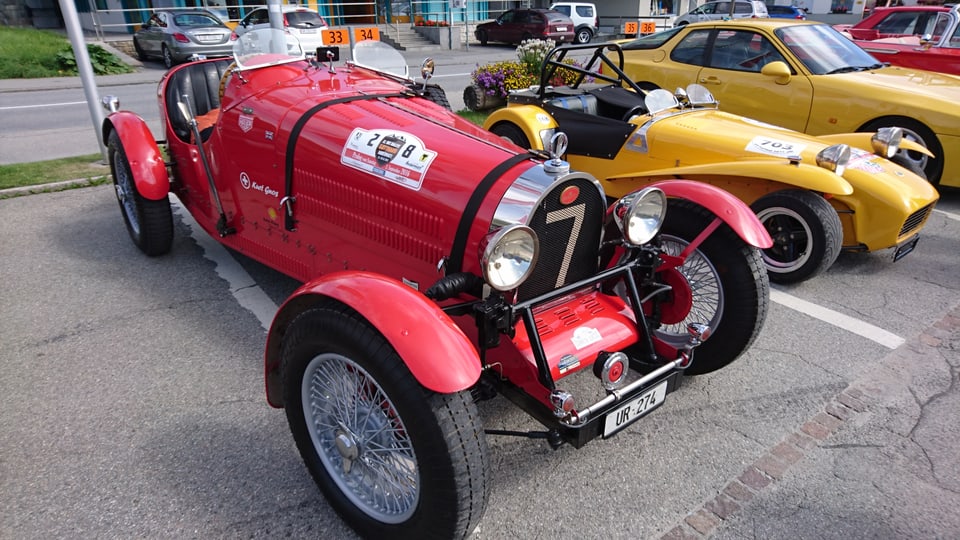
[660,301,960,540]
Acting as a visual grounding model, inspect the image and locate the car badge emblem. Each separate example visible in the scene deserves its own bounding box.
[238,114,254,133]
[560,185,580,205]
[375,134,405,166]
[240,172,251,189]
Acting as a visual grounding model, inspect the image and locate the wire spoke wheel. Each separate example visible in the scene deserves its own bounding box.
[655,235,723,342]
[303,353,419,523]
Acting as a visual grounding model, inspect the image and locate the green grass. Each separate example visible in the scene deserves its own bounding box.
[0,154,110,193]
[0,26,132,79]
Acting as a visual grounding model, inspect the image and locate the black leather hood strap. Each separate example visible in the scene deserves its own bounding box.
[447,152,534,274]
[282,92,407,231]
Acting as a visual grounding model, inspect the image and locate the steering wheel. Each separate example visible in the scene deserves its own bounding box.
[622,104,647,122]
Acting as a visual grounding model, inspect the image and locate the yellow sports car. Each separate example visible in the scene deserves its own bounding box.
[616,19,960,188]
[483,43,939,284]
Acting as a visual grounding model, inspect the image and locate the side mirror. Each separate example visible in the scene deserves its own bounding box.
[760,60,791,85]
[920,33,933,46]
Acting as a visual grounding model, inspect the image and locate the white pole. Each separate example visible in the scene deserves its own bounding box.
[58,0,107,162]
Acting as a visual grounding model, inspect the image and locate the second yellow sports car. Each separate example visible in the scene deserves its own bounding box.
[616,19,960,188]
[483,43,939,284]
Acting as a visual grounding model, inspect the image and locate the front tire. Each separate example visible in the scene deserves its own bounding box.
[751,190,842,284]
[107,130,173,256]
[476,29,488,45]
[490,122,531,149]
[655,200,769,375]
[281,303,489,539]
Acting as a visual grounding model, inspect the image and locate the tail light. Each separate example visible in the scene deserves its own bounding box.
[230,31,238,41]
[173,32,190,43]
[282,14,289,27]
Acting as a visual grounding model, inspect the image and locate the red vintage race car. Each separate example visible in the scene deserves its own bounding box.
[101,31,771,539]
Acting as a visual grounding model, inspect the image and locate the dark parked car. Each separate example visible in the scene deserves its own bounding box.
[475,8,575,45]
[766,5,807,19]
[133,9,235,69]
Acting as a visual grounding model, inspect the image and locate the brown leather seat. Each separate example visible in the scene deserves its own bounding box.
[164,59,233,143]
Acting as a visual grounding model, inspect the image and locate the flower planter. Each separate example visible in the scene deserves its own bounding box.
[463,84,506,111]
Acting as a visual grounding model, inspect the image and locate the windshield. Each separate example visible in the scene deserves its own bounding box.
[776,24,883,74]
[232,28,305,70]
[352,40,410,78]
[621,27,683,50]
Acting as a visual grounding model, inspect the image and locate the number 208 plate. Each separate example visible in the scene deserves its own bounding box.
[602,381,668,438]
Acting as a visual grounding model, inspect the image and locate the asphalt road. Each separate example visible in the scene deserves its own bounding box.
[1,182,958,539]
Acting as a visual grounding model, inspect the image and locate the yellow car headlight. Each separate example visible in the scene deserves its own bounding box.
[480,225,540,291]
[613,187,666,246]
[816,144,851,177]
[871,126,902,159]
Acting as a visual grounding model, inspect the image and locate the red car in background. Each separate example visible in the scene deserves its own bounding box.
[475,8,575,45]
[837,4,960,75]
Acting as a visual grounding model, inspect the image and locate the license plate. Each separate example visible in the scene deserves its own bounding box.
[602,381,668,438]
[197,35,220,43]
[299,28,317,34]
[893,235,919,261]
[556,26,568,31]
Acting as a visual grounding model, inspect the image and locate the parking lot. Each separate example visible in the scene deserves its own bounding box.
[1,183,957,539]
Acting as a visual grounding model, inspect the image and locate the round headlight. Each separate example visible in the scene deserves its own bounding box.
[871,126,902,159]
[480,225,539,292]
[816,143,851,177]
[613,187,666,246]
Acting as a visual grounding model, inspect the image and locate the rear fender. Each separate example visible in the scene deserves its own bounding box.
[609,160,854,197]
[483,105,558,151]
[647,179,773,249]
[102,112,169,200]
[264,272,481,407]
[817,133,935,158]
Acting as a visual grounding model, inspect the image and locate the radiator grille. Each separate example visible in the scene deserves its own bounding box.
[899,203,934,238]
[518,178,605,301]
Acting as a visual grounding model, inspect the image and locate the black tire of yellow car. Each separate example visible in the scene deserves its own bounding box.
[280,301,490,540]
[750,190,842,284]
[657,200,769,375]
[489,122,531,149]
[477,29,488,45]
[133,38,147,61]
[862,117,942,186]
[422,84,451,110]
[162,45,174,70]
[891,152,927,181]
[107,130,174,257]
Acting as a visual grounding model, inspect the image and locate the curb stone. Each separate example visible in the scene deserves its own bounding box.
[0,176,109,199]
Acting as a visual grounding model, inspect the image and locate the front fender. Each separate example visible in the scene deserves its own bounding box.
[647,179,774,249]
[264,272,481,407]
[609,160,854,197]
[817,133,935,158]
[102,112,169,200]
[484,105,558,151]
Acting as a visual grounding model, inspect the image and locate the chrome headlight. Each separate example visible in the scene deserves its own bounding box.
[613,187,666,246]
[480,225,539,291]
[816,144,851,177]
[871,126,902,159]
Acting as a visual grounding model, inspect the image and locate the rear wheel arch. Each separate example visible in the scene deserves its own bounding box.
[489,121,532,149]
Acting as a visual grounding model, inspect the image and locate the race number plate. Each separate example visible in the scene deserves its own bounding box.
[603,381,668,438]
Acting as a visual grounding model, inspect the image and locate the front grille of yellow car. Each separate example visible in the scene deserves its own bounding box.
[900,204,935,238]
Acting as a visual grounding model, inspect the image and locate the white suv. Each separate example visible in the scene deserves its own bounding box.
[550,2,598,43]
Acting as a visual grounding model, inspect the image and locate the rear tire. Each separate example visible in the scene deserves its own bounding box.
[490,122,531,149]
[133,38,147,61]
[655,200,769,375]
[161,45,175,69]
[281,302,489,539]
[751,190,842,284]
[575,27,593,44]
[107,130,173,256]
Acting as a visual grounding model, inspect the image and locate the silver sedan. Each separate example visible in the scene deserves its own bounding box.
[133,9,236,69]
